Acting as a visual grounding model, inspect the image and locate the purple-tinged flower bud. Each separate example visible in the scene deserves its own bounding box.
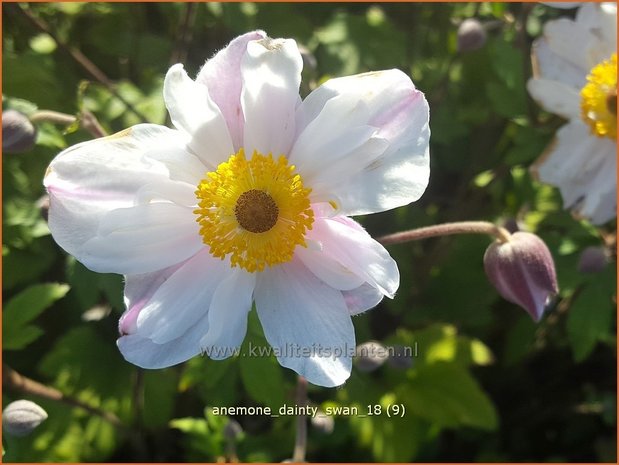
[484,232,558,321]
[3,110,37,153]
[577,246,608,274]
[355,341,389,372]
[2,400,48,437]
[457,19,487,53]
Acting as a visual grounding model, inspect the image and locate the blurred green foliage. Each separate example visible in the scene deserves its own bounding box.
[2,2,616,462]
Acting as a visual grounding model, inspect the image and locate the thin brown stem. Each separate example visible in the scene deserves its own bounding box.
[3,365,126,430]
[292,376,308,463]
[30,109,108,139]
[377,221,512,246]
[170,3,198,66]
[9,4,149,123]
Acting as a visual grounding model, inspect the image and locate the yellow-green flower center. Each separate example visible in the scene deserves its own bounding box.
[580,53,617,140]
[194,149,314,273]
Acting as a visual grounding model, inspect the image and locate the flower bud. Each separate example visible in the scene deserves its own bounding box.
[2,110,37,153]
[387,344,414,370]
[223,418,243,440]
[2,400,48,437]
[457,19,487,53]
[577,246,608,274]
[355,341,389,372]
[37,194,50,222]
[311,411,334,434]
[484,232,558,321]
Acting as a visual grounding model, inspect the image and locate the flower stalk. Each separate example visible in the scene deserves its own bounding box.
[292,376,308,462]
[377,221,512,245]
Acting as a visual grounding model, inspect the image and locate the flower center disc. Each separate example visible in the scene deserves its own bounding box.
[194,149,314,273]
[234,189,279,233]
[580,53,617,140]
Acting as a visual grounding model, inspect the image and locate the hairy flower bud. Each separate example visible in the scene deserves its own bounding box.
[577,246,608,274]
[2,400,48,437]
[2,110,37,153]
[355,341,389,372]
[457,19,487,53]
[484,232,558,321]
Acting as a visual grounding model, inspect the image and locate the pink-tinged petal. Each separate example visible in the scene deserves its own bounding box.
[292,70,430,216]
[255,258,354,387]
[79,203,203,274]
[119,261,187,335]
[196,30,266,150]
[241,37,303,156]
[117,313,210,369]
[532,121,617,224]
[342,283,385,316]
[295,227,365,290]
[164,64,234,168]
[484,232,559,321]
[133,250,230,343]
[305,216,399,298]
[44,124,199,271]
[199,268,256,360]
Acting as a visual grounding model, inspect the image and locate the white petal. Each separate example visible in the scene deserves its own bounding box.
[295,242,365,291]
[543,17,610,71]
[342,283,385,315]
[576,2,617,52]
[79,203,203,274]
[527,78,581,119]
[199,268,256,359]
[241,37,303,156]
[255,259,354,387]
[533,121,617,224]
[293,70,430,216]
[164,64,234,168]
[306,216,399,298]
[44,124,200,272]
[196,31,267,150]
[530,39,587,89]
[119,261,186,335]
[117,313,210,369]
[134,250,230,344]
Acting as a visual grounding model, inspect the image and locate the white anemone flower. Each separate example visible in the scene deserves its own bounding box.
[527,2,617,225]
[44,31,430,387]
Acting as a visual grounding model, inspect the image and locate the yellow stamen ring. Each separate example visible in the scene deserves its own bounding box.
[194,149,314,273]
[580,53,617,140]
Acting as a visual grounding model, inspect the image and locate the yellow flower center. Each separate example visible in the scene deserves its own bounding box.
[194,149,314,273]
[580,53,617,140]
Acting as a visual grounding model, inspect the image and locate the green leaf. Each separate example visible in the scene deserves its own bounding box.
[399,363,498,430]
[142,370,177,428]
[239,312,286,409]
[567,270,616,362]
[3,283,69,350]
